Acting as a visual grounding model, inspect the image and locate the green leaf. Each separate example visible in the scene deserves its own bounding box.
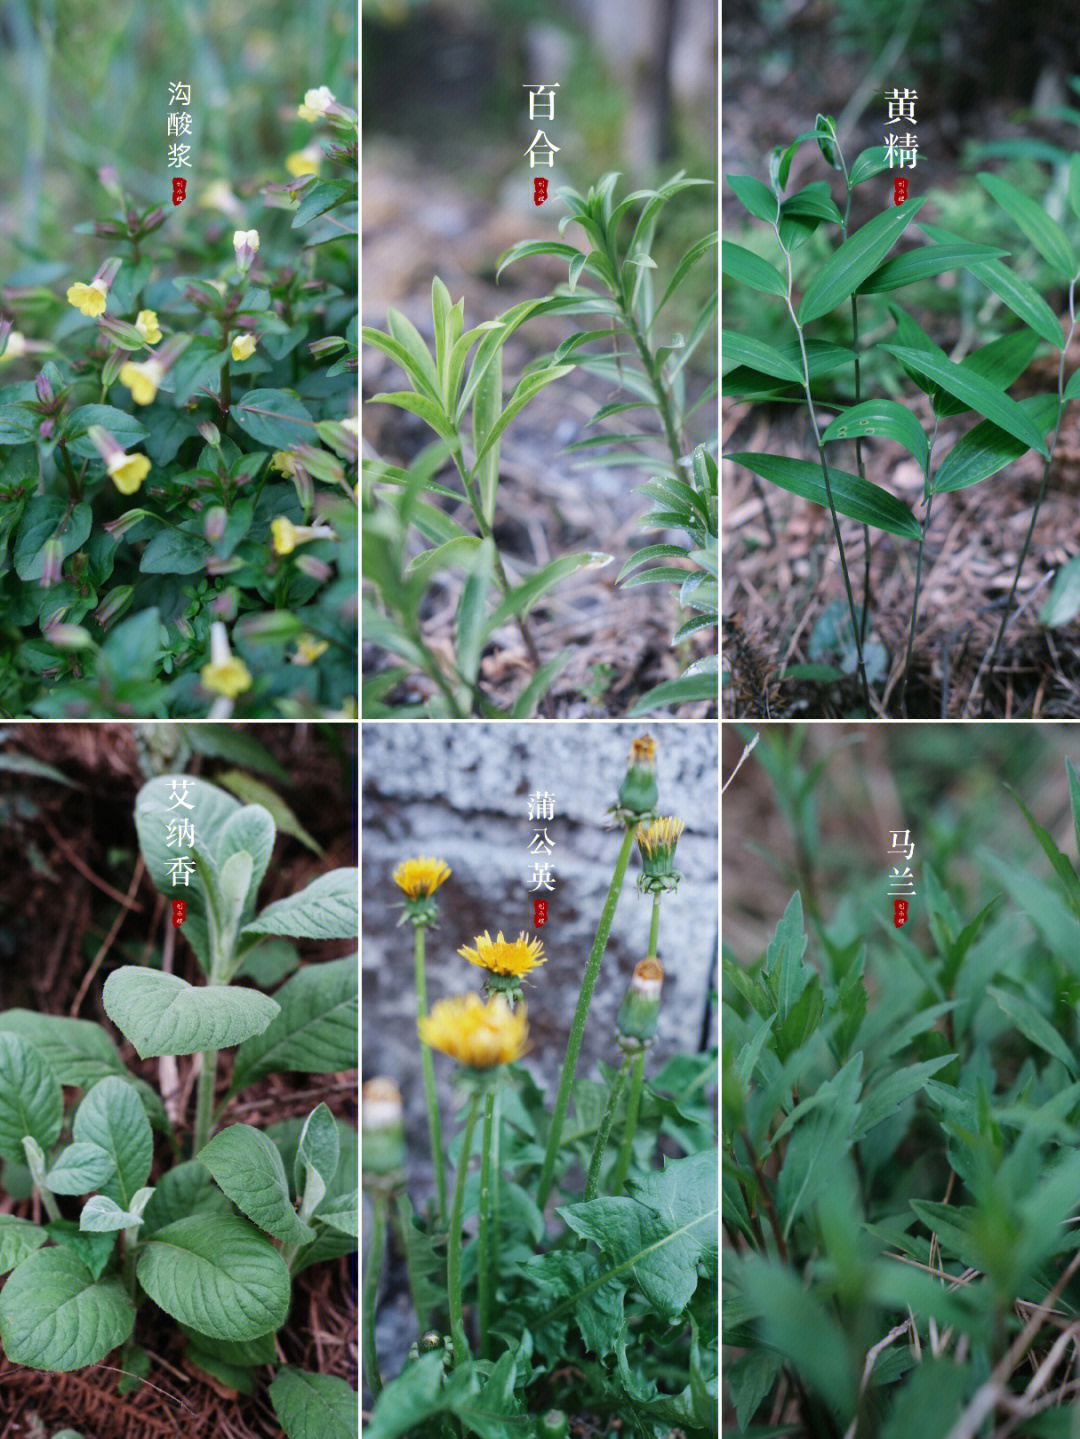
[140,1160,232,1237]
[0,1215,47,1276]
[139,527,211,575]
[361,327,441,403]
[472,332,502,524]
[931,394,1058,494]
[978,171,1079,281]
[855,1055,958,1138]
[483,552,611,638]
[231,957,358,1090]
[932,329,1041,420]
[1041,553,1080,627]
[244,868,358,939]
[72,1076,153,1209]
[214,772,319,858]
[15,498,93,581]
[296,1102,341,1214]
[0,1246,134,1371]
[988,985,1078,1076]
[494,239,584,283]
[726,174,779,224]
[269,1368,358,1439]
[627,671,718,714]
[1070,155,1080,226]
[848,145,892,185]
[472,365,574,466]
[404,535,483,584]
[44,1142,115,1196]
[232,389,316,449]
[134,774,240,899]
[880,345,1051,457]
[781,184,843,224]
[102,968,280,1058]
[721,332,803,383]
[822,400,928,472]
[728,451,922,538]
[921,222,1065,349]
[0,404,37,443]
[136,1214,290,1341]
[0,1032,63,1164]
[80,1192,153,1232]
[1009,784,1080,920]
[199,1124,315,1245]
[291,179,355,227]
[507,651,573,718]
[858,241,1008,293]
[65,405,150,459]
[799,198,926,324]
[657,230,717,312]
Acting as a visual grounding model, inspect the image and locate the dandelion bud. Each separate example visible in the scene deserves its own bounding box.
[616,958,664,1045]
[362,1077,405,1179]
[616,734,658,820]
[538,1414,570,1439]
[636,816,684,895]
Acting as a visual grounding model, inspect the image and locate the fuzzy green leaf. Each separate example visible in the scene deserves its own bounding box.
[102,968,279,1058]
[231,957,358,1090]
[200,1124,315,1245]
[44,1142,115,1196]
[0,1246,134,1371]
[269,1368,358,1439]
[0,1032,63,1165]
[0,1215,47,1275]
[244,868,358,940]
[72,1076,153,1209]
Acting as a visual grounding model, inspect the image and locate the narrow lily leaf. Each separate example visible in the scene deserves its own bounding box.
[360,328,440,402]
[931,394,1058,493]
[484,552,611,636]
[508,652,574,718]
[1043,556,1080,628]
[494,239,583,283]
[880,345,1050,457]
[728,452,921,539]
[627,672,719,714]
[726,174,778,224]
[472,365,575,466]
[721,242,785,298]
[366,392,456,443]
[1064,369,1080,401]
[798,197,926,324]
[847,146,891,185]
[922,222,1064,349]
[781,185,843,225]
[656,230,715,314]
[978,171,1079,281]
[722,333,803,384]
[931,329,1040,419]
[822,400,928,473]
[857,242,1008,293]
[403,535,483,584]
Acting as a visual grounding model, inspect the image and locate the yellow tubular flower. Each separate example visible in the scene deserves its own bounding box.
[457,930,546,978]
[293,633,329,665]
[106,452,151,495]
[393,856,451,899]
[200,655,252,698]
[285,146,322,177]
[271,516,300,555]
[135,310,162,344]
[1,331,28,360]
[419,994,528,1069]
[231,334,256,362]
[118,358,165,405]
[298,84,336,121]
[270,451,298,476]
[67,280,109,317]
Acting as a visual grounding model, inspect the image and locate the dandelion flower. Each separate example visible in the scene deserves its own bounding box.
[106,451,151,495]
[119,357,166,405]
[458,930,546,978]
[231,334,256,362]
[67,279,109,317]
[393,856,451,899]
[135,310,162,344]
[299,85,336,122]
[419,993,528,1069]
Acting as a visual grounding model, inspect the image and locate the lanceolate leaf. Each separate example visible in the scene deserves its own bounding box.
[978,171,1079,281]
[721,241,786,298]
[0,1247,134,1371]
[880,345,1050,457]
[722,333,803,384]
[822,400,929,472]
[857,241,1008,293]
[726,174,779,224]
[931,394,1058,493]
[930,329,1041,419]
[102,968,280,1058]
[921,222,1064,349]
[799,197,926,324]
[0,1032,63,1165]
[728,452,922,539]
[231,957,358,1091]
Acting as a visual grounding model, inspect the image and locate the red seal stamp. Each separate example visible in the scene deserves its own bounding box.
[893,899,908,928]
[172,900,187,927]
[533,899,548,927]
[172,178,187,206]
[533,177,549,207]
[893,176,908,205]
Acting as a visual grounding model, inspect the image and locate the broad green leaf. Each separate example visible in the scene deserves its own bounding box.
[880,345,1050,456]
[218,804,277,918]
[140,1159,233,1237]
[65,404,150,459]
[472,364,574,466]
[137,1214,290,1341]
[799,198,926,324]
[44,1142,115,1196]
[135,774,240,900]
[931,394,1058,493]
[482,552,611,638]
[15,498,93,582]
[296,1103,341,1215]
[72,1076,153,1209]
[726,173,779,223]
[721,332,803,384]
[1065,368,1080,402]
[269,1368,358,1439]
[0,1031,63,1164]
[858,241,1008,293]
[978,171,1079,281]
[822,400,928,472]
[215,772,320,857]
[231,957,358,1090]
[988,985,1078,1075]
[244,867,358,939]
[781,184,843,225]
[728,451,922,538]
[848,145,891,185]
[1042,553,1080,627]
[291,178,354,227]
[0,1247,134,1371]
[232,389,316,449]
[200,1124,315,1245]
[79,1193,152,1232]
[921,222,1064,349]
[102,967,280,1058]
[0,1215,47,1275]
[138,527,211,575]
[315,1192,358,1237]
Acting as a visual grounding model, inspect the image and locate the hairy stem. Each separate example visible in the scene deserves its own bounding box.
[477,1084,500,1359]
[448,1089,482,1369]
[536,824,637,1210]
[193,1048,219,1154]
[362,1191,387,1399]
[585,1054,631,1201]
[415,925,448,1225]
[611,1049,646,1194]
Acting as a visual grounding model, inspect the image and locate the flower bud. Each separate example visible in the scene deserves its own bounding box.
[204,506,228,543]
[35,369,54,406]
[232,228,260,274]
[294,553,333,583]
[211,587,239,621]
[616,734,658,820]
[362,1077,405,1178]
[198,420,221,448]
[636,816,684,895]
[538,1413,570,1439]
[44,622,93,651]
[616,958,664,1045]
[94,586,134,629]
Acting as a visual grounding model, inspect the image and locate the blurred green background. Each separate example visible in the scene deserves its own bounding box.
[0,0,357,278]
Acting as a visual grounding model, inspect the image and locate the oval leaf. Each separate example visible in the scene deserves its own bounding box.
[244,868,357,940]
[1042,553,1080,628]
[822,400,928,473]
[0,1032,63,1165]
[232,389,316,449]
[44,1142,116,1196]
[102,968,280,1058]
[269,1368,358,1439]
[72,1076,153,1209]
[799,197,926,324]
[726,174,778,224]
[727,451,922,539]
[231,957,357,1091]
[200,1124,315,1246]
[0,1247,134,1371]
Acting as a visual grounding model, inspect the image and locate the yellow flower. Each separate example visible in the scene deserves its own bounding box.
[298,84,336,122]
[636,816,684,860]
[393,856,451,899]
[135,310,162,344]
[419,993,528,1069]
[118,358,165,405]
[67,279,109,317]
[631,735,657,766]
[293,633,329,665]
[200,655,253,698]
[271,516,301,555]
[457,930,546,978]
[271,451,298,476]
[285,146,322,178]
[1,330,28,360]
[231,334,256,362]
[199,180,243,219]
[106,451,151,495]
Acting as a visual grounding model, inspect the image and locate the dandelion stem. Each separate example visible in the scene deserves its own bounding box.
[415,925,448,1225]
[448,1089,482,1369]
[611,1049,646,1194]
[362,1191,387,1399]
[648,894,661,959]
[537,824,637,1210]
[584,1053,630,1201]
[477,1081,501,1360]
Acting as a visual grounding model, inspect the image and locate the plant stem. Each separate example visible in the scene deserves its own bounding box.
[838,154,872,650]
[36,1184,60,1224]
[448,1089,482,1369]
[647,894,661,959]
[981,274,1079,709]
[414,925,448,1225]
[536,824,637,1210]
[611,1049,646,1194]
[584,1055,630,1201]
[477,1082,500,1360]
[120,1227,139,1299]
[623,306,684,472]
[777,228,871,710]
[899,418,939,714]
[362,1191,387,1400]
[193,1048,219,1154]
